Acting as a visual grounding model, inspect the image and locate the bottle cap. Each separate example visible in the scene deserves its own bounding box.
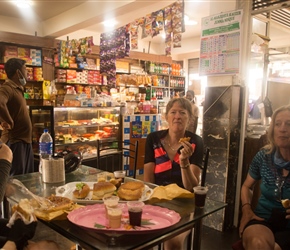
[44,129,48,133]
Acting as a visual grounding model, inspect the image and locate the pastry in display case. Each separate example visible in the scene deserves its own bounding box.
[29,106,121,163]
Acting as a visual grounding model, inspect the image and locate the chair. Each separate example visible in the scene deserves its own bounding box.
[158,147,210,250]
[96,139,139,178]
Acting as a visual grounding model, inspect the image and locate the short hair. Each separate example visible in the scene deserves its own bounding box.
[263,104,290,154]
[4,58,26,79]
[187,90,195,97]
[165,97,193,119]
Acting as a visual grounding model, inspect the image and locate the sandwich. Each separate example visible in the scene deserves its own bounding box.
[282,199,290,208]
[117,181,145,201]
[73,182,90,199]
[92,182,116,200]
[179,137,190,143]
[32,195,75,221]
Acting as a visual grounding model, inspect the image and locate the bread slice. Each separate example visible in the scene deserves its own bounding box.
[282,199,290,208]
[179,137,190,143]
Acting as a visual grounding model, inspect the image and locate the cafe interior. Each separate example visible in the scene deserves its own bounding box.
[1,0,290,249]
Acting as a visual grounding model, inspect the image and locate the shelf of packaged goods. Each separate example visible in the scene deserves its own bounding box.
[54,123,119,129]
[55,137,117,147]
[151,85,169,89]
[55,67,99,71]
[56,82,103,86]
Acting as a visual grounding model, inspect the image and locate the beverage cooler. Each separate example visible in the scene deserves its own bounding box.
[29,106,121,169]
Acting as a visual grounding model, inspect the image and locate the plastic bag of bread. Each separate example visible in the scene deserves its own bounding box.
[149,184,194,203]
[9,198,37,225]
[30,195,82,221]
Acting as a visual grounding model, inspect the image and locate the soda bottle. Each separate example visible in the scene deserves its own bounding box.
[39,128,53,173]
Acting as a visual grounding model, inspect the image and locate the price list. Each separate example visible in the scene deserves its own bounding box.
[199,10,242,76]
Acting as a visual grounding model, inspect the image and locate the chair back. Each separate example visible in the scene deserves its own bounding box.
[97,139,139,178]
[201,147,210,186]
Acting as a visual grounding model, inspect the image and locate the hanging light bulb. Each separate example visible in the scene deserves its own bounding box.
[13,0,33,8]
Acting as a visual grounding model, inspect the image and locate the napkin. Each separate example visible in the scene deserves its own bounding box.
[149,184,194,203]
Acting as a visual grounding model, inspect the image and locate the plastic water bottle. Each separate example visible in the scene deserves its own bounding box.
[39,128,53,173]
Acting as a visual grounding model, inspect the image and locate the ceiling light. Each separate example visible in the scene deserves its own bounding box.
[13,0,32,8]
[103,19,118,28]
[184,15,197,26]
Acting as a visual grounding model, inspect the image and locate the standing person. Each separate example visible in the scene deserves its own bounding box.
[239,105,290,250]
[185,90,199,134]
[144,97,204,250]
[0,58,34,175]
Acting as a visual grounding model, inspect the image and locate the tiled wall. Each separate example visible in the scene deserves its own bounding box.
[122,114,161,176]
[202,85,244,231]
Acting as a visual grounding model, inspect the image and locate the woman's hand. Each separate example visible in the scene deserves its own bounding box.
[179,141,194,161]
[285,208,290,219]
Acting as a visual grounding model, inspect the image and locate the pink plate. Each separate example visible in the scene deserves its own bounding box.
[67,203,181,233]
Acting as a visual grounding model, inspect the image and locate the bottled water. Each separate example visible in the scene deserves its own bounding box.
[39,128,53,173]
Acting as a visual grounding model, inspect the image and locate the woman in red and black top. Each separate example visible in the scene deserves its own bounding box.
[144,97,203,250]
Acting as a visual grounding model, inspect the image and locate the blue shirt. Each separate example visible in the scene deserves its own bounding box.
[249,150,290,228]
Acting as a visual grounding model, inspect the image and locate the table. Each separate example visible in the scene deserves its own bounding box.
[9,165,227,250]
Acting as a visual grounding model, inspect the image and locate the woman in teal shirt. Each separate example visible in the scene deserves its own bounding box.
[240,105,290,250]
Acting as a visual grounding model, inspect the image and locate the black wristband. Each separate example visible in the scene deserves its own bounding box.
[241,203,251,208]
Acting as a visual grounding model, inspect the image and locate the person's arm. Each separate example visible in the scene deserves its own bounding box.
[239,174,263,236]
[143,133,156,184]
[0,142,12,203]
[0,87,14,128]
[1,240,17,250]
[179,140,200,191]
[144,162,155,183]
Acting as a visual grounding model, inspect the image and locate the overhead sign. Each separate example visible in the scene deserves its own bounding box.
[199,10,243,76]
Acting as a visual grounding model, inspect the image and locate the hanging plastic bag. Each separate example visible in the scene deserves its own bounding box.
[263,96,273,117]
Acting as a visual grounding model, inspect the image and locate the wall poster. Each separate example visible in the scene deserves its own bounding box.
[199,9,243,76]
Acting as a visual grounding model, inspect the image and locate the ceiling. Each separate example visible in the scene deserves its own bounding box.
[0,1,290,57]
[0,0,226,55]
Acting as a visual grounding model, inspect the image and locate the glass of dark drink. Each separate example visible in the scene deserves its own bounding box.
[127,201,145,226]
[193,186,208,208]
[114,170,126,183]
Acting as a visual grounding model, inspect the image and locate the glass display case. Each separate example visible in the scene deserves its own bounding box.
[29,106,121,162]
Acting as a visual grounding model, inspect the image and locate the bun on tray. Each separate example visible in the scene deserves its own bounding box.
[73,182,90,199]
[92,182,116,200]
[117,181,145,201]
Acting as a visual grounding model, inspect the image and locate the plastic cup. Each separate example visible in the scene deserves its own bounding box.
[97,172,106,182]
[103,195,120,218]
[107,207,122,228]
[193,186,208,208]
[127,201,144,226]
[114,170,126,183]
[106,172,115,182]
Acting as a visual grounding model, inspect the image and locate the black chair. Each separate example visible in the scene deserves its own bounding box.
[96,139,139,178]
